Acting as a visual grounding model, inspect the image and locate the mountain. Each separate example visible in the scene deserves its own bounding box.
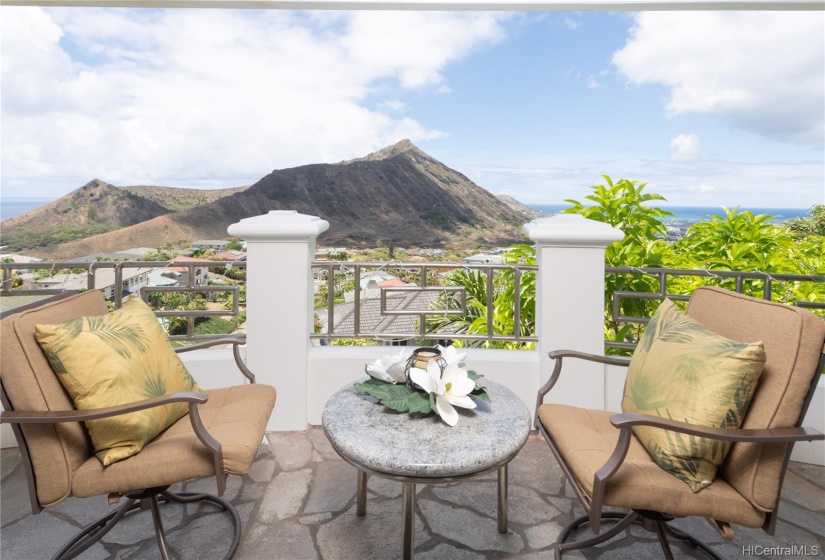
[497,195,546,219]
[0,181,248,253]
[17,141,529,259]
[122,184,248,212]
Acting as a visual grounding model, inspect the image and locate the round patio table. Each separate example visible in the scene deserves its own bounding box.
[322,379,531,560]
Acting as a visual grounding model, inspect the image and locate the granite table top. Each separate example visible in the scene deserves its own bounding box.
[322,380,531,479]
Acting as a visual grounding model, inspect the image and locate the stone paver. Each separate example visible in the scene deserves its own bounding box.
[2,429,824,559]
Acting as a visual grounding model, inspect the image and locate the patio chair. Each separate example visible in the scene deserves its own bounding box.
[535,286,825,559]
[0,291,276,559]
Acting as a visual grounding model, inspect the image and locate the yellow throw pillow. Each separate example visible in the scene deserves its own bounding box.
[622,298,766,492]
[36,297,199,466]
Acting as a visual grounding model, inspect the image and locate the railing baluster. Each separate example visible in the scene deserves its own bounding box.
[327,265,335,336]
[353,264,361,338]
[513,268,521,340]
[486,267,495,342]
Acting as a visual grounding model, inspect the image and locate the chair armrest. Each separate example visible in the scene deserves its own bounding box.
[536,350,631,414]
[175,337,256,383]
[610,413,825,443]
[0,392,209,424]
[547,350,632,368]
[1,392,230,496]
[585,412,824,534]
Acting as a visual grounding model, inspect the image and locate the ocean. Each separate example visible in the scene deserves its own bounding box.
[0,198,812,224]
[530,204,810,223]
[1,198,56,221]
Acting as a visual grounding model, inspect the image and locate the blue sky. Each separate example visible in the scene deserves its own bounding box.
[1,8,823,209]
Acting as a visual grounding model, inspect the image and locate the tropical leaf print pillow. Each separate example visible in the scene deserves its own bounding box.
[36,297,199,465]
[621,298,766,492]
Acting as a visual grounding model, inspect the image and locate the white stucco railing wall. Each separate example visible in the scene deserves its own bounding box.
[227,210,330,431]
[222,210,627,432]
[524,214,625,409]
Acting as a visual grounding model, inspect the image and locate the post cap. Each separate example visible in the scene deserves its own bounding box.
[523,214,625,247]
[227,210,330,241]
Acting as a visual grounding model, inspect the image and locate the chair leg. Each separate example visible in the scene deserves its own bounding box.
[652,520,676,560]
[161,490,242,559]
[556,510,725,560]
[666,523,726,560]
[555,511,638,560]
[148,496,172,560]
[51,498,140,560]
[50,490,241,560]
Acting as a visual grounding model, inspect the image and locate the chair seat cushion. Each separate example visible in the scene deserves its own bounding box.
[71,384,276,498]
[538,403,766,528]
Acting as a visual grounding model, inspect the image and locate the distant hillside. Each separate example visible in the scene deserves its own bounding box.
[123,185,248,212]
[23,141,529,259]
[0,181,248,253]
[0,180,172,251]
[497,195,546,219]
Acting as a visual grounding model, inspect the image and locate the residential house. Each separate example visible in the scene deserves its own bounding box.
[463,253,505,265]
[192,240,230,251]
[33,267,151,301]
[168,256,210,286]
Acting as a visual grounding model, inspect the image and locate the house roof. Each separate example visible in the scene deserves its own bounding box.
[212,250,247,261]
[316,289,439,339]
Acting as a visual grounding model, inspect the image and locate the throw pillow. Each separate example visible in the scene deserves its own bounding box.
[621,298,766,492]
[36,297,199,465]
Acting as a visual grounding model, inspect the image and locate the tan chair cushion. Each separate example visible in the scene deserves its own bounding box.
[622,298,766,492]
[1,292,108,508]
[35,297,200,465]
[538,403,765,528]
[686,287,825,511]
[72,383,276,498]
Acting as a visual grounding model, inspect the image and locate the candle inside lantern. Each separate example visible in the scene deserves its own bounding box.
[412,348,441,370]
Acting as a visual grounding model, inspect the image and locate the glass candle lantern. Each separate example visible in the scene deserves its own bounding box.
[405,347,446,391]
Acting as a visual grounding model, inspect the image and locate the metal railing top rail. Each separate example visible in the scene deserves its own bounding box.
[605,266,825,351]
[311,260,537,345]
[1,259,247,342]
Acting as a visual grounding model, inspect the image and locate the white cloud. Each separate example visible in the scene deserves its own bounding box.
[0,8,506,196]
[613,13,824,147]
[562,17,580,30]
[669,133,700,160]
[690,184,715,193]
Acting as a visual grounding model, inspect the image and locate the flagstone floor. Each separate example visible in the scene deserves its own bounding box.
[2,428,823,559]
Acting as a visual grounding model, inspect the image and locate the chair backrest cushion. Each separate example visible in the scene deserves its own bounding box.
[686,287,825,511]
[35,297,199,465]
[622,297,766,492]
[1,291,108,507]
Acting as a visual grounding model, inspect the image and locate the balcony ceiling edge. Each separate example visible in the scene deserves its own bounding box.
[0,0,821,9]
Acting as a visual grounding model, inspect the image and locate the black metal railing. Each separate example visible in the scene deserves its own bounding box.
[310,260,537,346]
[605,266,825,350]
[4,259,821,349]
[1,260,246,341]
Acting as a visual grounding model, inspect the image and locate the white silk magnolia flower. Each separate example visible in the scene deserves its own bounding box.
[365,348,411,384]
[410,360,477,426]
[436,344,467,366]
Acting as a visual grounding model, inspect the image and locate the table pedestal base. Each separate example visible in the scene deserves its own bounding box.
[356,464,510,560]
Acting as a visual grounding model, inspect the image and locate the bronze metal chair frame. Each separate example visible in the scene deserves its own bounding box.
[534,349,825,560]
[1,337,257,560]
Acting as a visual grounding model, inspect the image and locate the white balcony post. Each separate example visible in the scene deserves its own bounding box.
[525,214,624,410]
[228,210,329,431]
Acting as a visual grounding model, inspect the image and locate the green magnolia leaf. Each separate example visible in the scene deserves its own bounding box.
[354,371,491,416]
[471,388,491,402]
[406,392,434,414]
[378,385,425,412]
